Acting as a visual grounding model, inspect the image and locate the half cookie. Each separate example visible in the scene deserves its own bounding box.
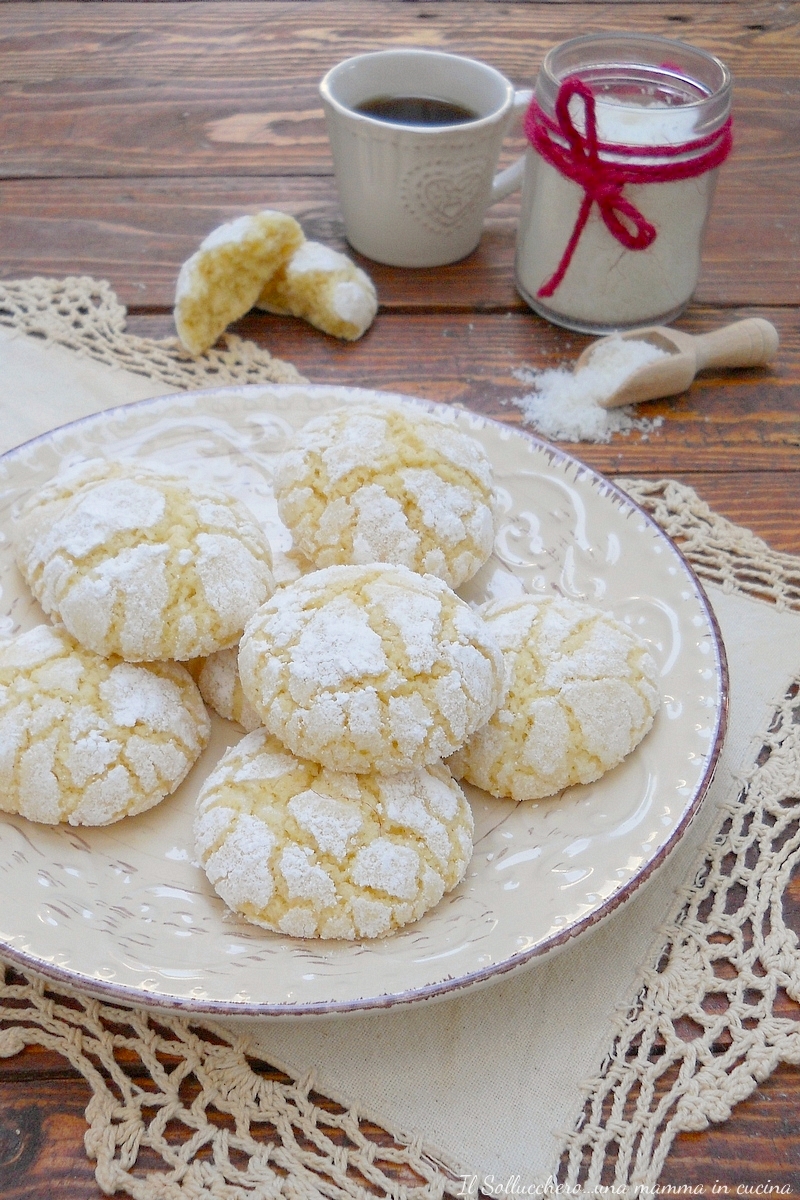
[174,209,304,355]
[258,241,377,340]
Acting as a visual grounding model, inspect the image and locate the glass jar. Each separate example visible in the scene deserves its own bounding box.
[515,33,732,333]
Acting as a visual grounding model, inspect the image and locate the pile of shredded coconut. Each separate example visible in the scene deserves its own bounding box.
[508,336,668,444]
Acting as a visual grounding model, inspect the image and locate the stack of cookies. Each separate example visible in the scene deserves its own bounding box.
[3,458,276,826]
[193,403,507,939]
[1,400,661,942]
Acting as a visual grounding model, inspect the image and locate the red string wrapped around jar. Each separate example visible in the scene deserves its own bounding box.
[524,76,733,299]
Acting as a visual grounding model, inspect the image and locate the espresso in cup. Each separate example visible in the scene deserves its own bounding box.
[320,49,532,267]
[353,95,480,126]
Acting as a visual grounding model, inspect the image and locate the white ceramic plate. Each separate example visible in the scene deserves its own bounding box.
[0,384,727,1017]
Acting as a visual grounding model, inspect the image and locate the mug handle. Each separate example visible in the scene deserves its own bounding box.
[490,89,534,203]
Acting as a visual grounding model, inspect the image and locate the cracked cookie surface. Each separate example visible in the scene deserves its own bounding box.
[194,727,473,939]
[174,209,304,355]
[14,459,276,662]
[197,646,262,732]
[258,241,377,340]
[447,594,660,801]
[0,624,210,825]
[273,403,497,588]
[238,562,505,774]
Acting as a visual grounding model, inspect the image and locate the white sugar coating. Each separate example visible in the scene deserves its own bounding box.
[447,594,660,802]
[14,459,276,662]
[257,240,378,341]
[193,727,473,938]
[0,624,210,826]
[197,646,262,732]
[273,403,497,588]
[238,563,505,774]
[174,209,304,355]
[509,338,668,444]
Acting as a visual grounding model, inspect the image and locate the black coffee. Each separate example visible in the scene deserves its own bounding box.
[354,95,480,126]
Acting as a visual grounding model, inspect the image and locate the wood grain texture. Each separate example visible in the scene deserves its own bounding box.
[2,3,796,83]
[1,162,798,307]
[117,308,800,511]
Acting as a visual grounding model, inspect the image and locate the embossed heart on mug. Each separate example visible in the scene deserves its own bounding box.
[401,161,487,233]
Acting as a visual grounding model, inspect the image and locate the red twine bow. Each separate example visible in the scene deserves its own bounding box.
[523,76,733,298]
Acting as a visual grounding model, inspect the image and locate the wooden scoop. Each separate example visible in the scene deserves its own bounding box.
[575,317,780,409]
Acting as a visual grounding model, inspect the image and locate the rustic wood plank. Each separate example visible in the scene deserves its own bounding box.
[661,1065,800,1191]
[116,307,800,483]
[1,154,798,308]
[0,1065,430,1197]
[3,1026,800,1196]
[0,1079,96,1198]
[637,471,800,554]
[0,72,796,194]
[1,3,796,83]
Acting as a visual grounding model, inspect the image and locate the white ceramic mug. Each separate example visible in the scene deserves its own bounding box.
[320,49,532,267]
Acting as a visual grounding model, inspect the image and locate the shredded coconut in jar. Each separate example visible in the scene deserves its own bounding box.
[508,337,669,444]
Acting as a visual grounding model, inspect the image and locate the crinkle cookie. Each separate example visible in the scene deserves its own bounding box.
[0,624,210,826]
[194,727,473,938]
[447,594,660,802]
[174,209,304,355]
[14,459,276,662]
[273,403,497,588]
[238,563,505,774]
[258,241,377,340]
[197,646,262,732]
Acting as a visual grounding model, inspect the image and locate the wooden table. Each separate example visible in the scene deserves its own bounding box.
[0,2,798,1195]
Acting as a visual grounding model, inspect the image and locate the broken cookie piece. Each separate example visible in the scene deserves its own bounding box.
[174,209,304,355]
[258,240,377,340]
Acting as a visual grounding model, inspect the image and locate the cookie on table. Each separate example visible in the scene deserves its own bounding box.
[197,646,262,732]
[14,458,276,662]
[194,727,473,938]
[0,624,210,826]
[447,594,660,802]
[257,241,378,340]
[238,562,505,774]
[174,209,304,355]
[273,403,497,588]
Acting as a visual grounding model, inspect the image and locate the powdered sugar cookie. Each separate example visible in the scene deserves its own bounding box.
[0,624,210,826]
[257,241,377,340]
[197,646,262,732]
[14,459,276,662]
[238,563,505,774]
[174,209,304,355]
[448,594,660,801]
[273,403,497,588]
[194,727,473,938]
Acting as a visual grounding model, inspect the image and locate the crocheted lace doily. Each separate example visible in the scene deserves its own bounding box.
[0,279,798,1197]
[0,274,306,389]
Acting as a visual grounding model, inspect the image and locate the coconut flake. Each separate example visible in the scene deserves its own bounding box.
[508,338,668,443]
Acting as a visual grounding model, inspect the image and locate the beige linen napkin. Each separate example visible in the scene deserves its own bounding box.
[0,325,171,451]
[2,309,797,1190]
